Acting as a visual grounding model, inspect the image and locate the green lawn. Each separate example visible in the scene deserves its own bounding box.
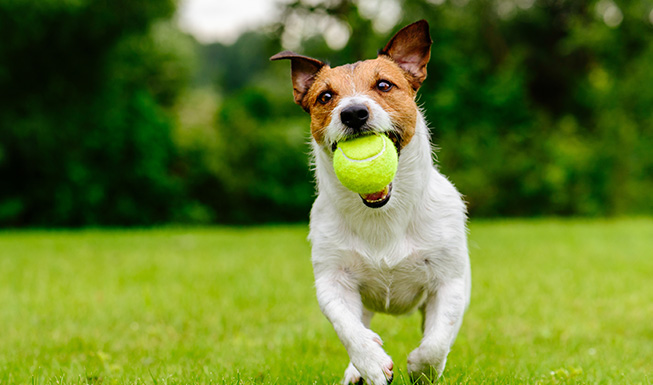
[1,219,652,384]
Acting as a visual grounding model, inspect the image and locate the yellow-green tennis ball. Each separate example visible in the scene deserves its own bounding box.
[333,133,398,194]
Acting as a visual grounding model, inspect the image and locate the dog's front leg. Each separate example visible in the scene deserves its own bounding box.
[314,265,394,385]
[407,277,468,382]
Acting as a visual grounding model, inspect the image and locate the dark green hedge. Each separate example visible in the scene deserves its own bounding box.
[0,0,189,226]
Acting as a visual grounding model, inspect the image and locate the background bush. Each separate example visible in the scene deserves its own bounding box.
[1,0,652,226]
[0,0,190,226]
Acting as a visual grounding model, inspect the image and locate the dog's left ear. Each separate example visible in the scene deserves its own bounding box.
[379,20,432,90]
[270,51,327,111]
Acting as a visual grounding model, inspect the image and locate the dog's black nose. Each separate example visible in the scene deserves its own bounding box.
[340,104,369,131]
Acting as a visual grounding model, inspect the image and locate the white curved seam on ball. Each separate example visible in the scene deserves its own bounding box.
[337,135,386,163]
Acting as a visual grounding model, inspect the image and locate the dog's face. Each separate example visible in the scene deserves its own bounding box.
[271,20,432,153]
[303,56,419,151]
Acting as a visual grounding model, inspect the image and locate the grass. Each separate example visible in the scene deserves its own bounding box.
[0,219,652,384]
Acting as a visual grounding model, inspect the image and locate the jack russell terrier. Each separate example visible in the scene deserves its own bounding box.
[271,20,471,385]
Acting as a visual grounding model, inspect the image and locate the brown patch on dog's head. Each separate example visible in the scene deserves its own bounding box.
[270,20,432,148]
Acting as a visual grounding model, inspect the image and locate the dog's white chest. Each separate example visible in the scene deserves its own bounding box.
[350,251,430,315]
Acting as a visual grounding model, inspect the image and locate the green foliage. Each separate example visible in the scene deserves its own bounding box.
[210,88,314,222]
[2,0,652,225]
[176,85,315,224]
[0,0,190,226]
[176,32,317,224]
[196,32,275,93]
[1,220,652,382]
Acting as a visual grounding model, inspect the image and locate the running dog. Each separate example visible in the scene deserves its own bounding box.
[271,20,471,385]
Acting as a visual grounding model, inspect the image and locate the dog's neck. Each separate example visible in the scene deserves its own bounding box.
[311,113,434,248]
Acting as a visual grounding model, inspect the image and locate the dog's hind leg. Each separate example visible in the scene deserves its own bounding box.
[407,276,469,383]
[314,266,393,385]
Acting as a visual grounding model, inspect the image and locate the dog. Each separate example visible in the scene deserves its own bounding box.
[271,20,471,385]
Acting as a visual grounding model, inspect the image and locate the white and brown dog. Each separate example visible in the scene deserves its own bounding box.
[271,20,471,385]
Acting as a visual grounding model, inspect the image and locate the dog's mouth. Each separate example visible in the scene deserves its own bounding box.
[330,129,402,153]
[330,131,400,209]
[360,183,392,208]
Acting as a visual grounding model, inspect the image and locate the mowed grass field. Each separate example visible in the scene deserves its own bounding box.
[1,219,652,385]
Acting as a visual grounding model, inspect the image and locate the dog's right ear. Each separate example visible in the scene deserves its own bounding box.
[270,51,327,111]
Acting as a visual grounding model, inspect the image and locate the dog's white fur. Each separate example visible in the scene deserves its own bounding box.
[309,95,471,384]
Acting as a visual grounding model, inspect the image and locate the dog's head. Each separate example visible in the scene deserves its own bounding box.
[271,20,431,150]
[271,20,431,207]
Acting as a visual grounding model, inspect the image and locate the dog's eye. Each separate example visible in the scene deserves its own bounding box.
[317,91,333,104]
[376,80,393,92]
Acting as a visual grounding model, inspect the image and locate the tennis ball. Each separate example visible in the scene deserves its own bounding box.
[333,133,398,194]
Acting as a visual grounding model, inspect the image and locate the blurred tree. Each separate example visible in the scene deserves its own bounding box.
[176,31,315,223]
[0,0,193,226]
[197,32,272,93]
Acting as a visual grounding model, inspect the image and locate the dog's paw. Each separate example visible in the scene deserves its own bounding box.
[343,361,393,385]
[348,331,394,385]
[407,345,447,383]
